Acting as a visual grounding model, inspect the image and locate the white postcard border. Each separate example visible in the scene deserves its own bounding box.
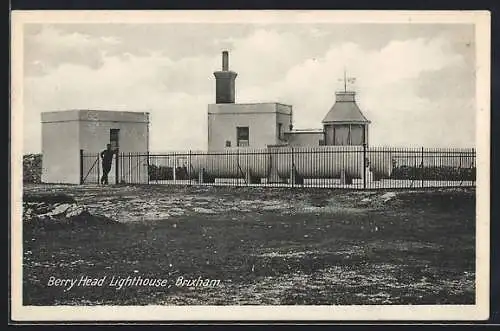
[10,10,491,322]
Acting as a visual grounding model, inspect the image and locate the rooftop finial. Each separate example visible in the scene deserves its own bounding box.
[338,67,356,92]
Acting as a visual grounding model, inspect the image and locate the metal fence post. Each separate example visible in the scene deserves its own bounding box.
[421,146,424,188]
[79,149,84,184]
[173,152,177,183]
[188,150,192,185]
[97,153,100,185]
[237,148,240,186]
[473,148,476,186]
[146,151,150,184]
[362,143,367,189]
[115,151,120,185]
[291,147,295,188]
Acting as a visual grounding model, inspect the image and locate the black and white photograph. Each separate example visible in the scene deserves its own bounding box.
[10,10,490,321]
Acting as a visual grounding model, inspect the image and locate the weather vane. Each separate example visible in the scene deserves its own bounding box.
[338,68,356,92]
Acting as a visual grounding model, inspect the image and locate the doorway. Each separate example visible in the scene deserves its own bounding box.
[110,128,120,151]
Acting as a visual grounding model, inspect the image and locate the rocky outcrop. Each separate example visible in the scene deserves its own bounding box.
[23,193,118,229]
[23,154,42,183]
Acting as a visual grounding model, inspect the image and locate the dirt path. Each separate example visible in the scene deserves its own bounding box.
[22,184,476,305]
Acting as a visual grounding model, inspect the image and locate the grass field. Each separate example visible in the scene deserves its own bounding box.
[22,184,475,305]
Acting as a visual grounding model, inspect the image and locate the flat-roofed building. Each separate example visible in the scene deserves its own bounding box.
[41,109,149,184]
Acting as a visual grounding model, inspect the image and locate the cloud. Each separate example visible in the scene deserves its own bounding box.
[235,36,475,147]
[226,28,333,93]
[22,24,476,154]
[24,50,211,153]
[30,25,121,49]
[24,25,122,75]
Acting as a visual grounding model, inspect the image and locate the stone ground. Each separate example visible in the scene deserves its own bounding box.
[22,184,475,305]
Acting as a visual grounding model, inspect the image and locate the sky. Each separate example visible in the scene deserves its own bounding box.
[22,23,476,153]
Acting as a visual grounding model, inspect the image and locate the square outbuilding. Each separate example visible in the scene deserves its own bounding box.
[41,110,150,184]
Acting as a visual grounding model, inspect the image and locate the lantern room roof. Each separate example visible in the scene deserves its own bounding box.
[322,91,370,124]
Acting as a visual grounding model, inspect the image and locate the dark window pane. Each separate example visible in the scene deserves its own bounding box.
[237,127,249,140]
[237,127,249,147]
[350,125,364,145]
[110,129,120,150]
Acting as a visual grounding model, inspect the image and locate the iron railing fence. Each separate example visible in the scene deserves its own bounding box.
[80,146,476,189]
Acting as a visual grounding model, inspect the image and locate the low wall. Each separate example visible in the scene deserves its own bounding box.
[23,154,42,183]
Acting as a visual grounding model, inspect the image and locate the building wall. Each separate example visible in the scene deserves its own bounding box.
[208,103,292,151]
[285,132,325,146]
[78,119,149,154]
[41,120,80,184]
[276,105,293,144]
[79,121,149,184]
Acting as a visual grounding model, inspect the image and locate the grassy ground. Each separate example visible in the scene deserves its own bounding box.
[22,184,476,305]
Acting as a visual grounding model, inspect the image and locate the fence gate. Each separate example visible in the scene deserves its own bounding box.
[80,150,101,184]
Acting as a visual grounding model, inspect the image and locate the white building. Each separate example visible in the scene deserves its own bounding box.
[204,51,375,184]
[41,110,150,184]
[208,102,293,151]
[207,51,370,151]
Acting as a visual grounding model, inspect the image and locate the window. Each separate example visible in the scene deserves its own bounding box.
[237,127,249,147]
[319,140,325,146]
[110,129,120,151]
[225,140,231,147]
[350,125,365,145]
[333,125,349,145]
[278,123,283,140]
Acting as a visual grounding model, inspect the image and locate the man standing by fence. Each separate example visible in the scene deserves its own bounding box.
[100,144,115,185]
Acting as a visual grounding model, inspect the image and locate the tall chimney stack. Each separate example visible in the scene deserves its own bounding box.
[222,50,229,71]
[213,51,237,104]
